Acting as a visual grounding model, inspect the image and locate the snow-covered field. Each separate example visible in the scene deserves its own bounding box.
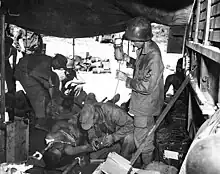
[41,35,182,105]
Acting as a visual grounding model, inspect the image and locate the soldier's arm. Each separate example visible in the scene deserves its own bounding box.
[87,127,98,143]
[103,104,134,142]
[29,62,52,89]
[112,108,134,142]
[126,53,163,95]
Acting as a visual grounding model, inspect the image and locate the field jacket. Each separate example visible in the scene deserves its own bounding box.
[126,40,164,117]
[15,54,53,89]
[88,102,134,142]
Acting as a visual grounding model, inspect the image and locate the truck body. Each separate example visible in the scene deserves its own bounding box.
[178,0,220,172]
[183,0,220,137]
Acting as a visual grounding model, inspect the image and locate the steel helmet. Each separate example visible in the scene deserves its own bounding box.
[123,17,153,42]
[186,134,220,174]
[54,54,68,69]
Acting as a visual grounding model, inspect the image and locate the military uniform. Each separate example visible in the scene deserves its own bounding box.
[15,54,53,119]
[3,36,17,94]
[126,40,164,165]
[80,102,135,160]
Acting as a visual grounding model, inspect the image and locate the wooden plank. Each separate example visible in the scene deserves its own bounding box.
[192,20,196,30]
[186,41,220,64]
[193,23,197,31]
[193,14,197,24]
[210,17,214,28]
[198,30,204,39]
[201,0,208,11]
[209,30,220,42]
[199,20,206,29]
[189,18,194,40]
[211,3,220,17]
[192,31,195,39]
[211,0,220,5]
[0,129,5,163]
[200,11,207,21]
[210,16,220,29]
[195,0,202,42]
[6,117,29,163]
[204,0,212,44]
[218,71,220,103]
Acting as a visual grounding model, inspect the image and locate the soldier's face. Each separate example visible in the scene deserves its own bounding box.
[132,41,144,49]
[176,63,183,73]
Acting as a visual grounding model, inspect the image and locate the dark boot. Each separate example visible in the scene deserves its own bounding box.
[107,94,120,104]
[121,134,136,160]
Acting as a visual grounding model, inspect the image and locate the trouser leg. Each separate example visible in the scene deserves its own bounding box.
[15,72,50,125]
[25,85,50,119]
[134,116,155,166]
[5,60,16,93]
[121,133,136,160]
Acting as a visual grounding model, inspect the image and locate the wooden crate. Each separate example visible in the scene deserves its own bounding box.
[209,0,220,42]
[0,117,29,163]
[0,129,5,163]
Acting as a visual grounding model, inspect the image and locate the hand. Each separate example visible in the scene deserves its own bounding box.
[102,134,114,147]
[123,53,130,63]
[116,70,128,82]
[91,138,100,151]
[74,85,83,97]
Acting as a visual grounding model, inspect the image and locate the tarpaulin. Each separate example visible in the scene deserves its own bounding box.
[5,0,193,38]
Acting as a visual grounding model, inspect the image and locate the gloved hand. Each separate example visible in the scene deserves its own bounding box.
[102,134,115,147]
[91,138,101,151]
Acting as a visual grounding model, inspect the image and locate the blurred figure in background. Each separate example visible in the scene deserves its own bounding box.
[15,50,67,130]
[164,58,185,102]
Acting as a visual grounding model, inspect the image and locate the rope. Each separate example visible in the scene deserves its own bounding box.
[113,62,121,100]
[105,62,121,136]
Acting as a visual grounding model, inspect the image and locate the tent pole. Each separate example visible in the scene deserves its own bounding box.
[0,7,5,122]
[127,41,129,56]
[72,38,75,69]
